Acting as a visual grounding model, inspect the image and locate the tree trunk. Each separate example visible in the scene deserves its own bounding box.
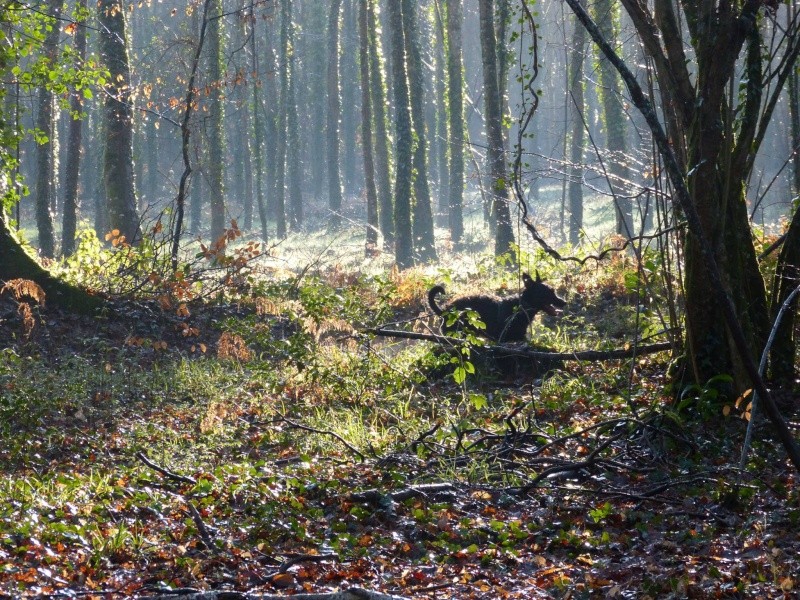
[368,0,393,247]
[273,0,290,239]
[433,2,449,223]
[33,0,61,258]
[445,0,464,245]
[61,0,88,257]
[771,4,800,385]
[284,0,303,230]
[340,0,359,196]
[566,1,586,247]
[594,0,630,237]
[386,0,414,269]
[326,0,344,229]
[401,0,436,262]
[207,0,226,242]
[249,9,268,241]
[600,0,779,392]
[358,0,379,253]
[478,0,514,256]
[98,0,141,245]
[0,213,103,313]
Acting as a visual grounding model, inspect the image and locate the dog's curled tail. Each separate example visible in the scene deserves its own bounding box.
[428,285,446,315]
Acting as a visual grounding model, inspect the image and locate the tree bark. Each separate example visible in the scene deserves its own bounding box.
[594,0,631,238]
[386,0,414,269]
[433,2,449,223]
[273,0,291,239]
[33,0,61,258]
[250,10,273,242]
[445,0,464,245]
[326,0,344,229]
[340,0,359,196]
[285,0,303,230]
[401,0,437,263]
[98,0,141,245]
[478,0,514,256]
[61,0,88,257]
[562,0,800,471]
[358,0,379,253]
[770,3,800,384]
[207,0,226,242]
[566,1,586,247]
[367,0,393,247]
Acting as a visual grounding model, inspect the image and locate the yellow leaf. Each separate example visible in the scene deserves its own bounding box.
[735,389,753,409]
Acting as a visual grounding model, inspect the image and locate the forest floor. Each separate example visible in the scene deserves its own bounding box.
[1,237,799,599]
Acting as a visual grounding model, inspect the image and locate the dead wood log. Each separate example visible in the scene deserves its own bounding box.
[144,587,411,600]
[365,328,673,362]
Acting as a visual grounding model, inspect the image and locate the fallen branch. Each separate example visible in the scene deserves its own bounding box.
[274,552,339,574]
[144,588,411,600]
[136,453,220,554]
[366,328,672,361]
[275,416,366,462]
[136,451,197,485]
[184,501,219,553]
[349,482,458,504]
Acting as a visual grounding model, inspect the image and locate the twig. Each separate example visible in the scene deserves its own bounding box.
[185,501,219,553]
[409,421,442,453]
[516,429,627,495]
[276,416,365,462]
[136,451,197,485]
[740,283,800,467]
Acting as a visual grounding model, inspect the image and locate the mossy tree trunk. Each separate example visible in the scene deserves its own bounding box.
[98,0,141,245]
[566,1,586,247]
[609,0,798,393]
[0,213,103,313]
[433,4,449,223]
[770,3,800,385]
[593,0,630,237]
[33,0,61,258]
[367,0,393,248]
[207,0,226,242]
[401,0,437,263]
[478,0,514,256]
[285,0,303,230]
[386,0,414,269]
[326,0,344,230]
[273,0,290,239]
[445,0,464,245]
[358,0,379,253]
[61,0,89,257]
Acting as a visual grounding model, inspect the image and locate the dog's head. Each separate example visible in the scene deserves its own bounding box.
[521,272,566,316]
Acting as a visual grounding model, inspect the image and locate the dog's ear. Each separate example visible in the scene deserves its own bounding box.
[535,271,543,283]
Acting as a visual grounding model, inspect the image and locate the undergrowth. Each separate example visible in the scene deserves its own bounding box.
[0,229,797,598]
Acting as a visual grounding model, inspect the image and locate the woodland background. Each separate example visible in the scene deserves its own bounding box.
[1,1,800,598]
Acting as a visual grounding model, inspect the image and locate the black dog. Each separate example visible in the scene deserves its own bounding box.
[428,272,565,343]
